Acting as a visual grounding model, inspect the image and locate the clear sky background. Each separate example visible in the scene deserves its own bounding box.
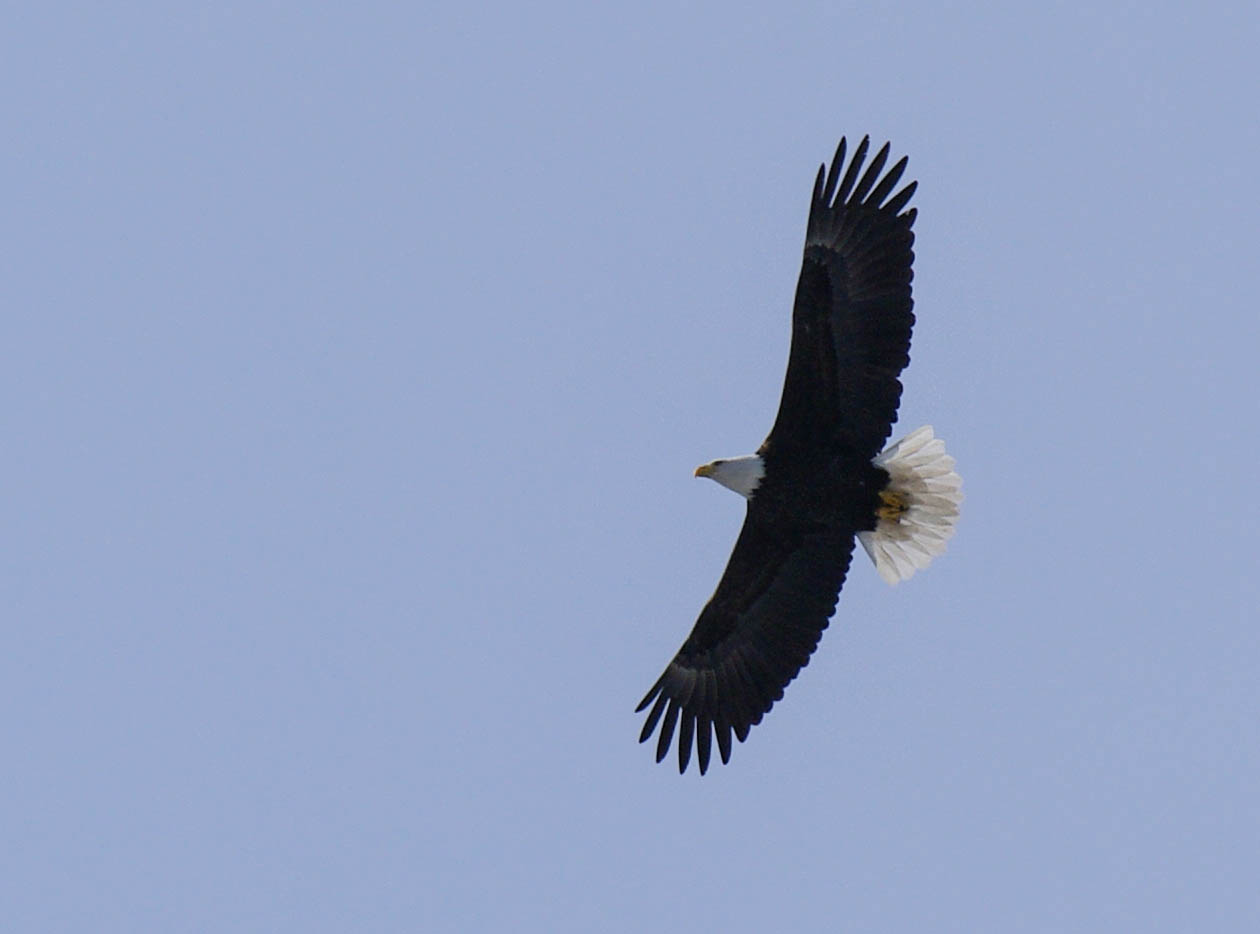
[5,2,1258,931]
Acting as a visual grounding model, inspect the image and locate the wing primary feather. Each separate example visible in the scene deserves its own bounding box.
[695,669,716,774]
[655,698,681,763]
[866,154,908,207]
[689,669,709,734]
[834,135,870,202]
[673,669,698,708]
[634,674,663,713]
[677,712,695,774]
[696,716,712,774]
[638,691,669,744]
[714,713,733,764]
[821,137,846,205]
[883,180,918,216]
[808,165,825,231]
[851,142,891,203]
[702,668,718,720]
[690,665,710,715]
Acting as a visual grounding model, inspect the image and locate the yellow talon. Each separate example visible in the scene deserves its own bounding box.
[876,489,907,521]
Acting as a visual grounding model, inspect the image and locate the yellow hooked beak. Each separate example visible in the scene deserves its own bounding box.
[694,463,715,478]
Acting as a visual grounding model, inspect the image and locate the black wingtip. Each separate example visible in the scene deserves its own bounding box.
[884,179,917,216]
[655,699,680,763]
[851,141,891,203]
[677,714,695,774]
[820,137,846,206]
[715,715,732,765]
[635,673,664,713]
[867,154,909,207]
[835,136,870,202]
[638,691,669,744]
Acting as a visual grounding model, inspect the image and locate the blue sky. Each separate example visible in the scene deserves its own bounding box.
[5,2,1258,931]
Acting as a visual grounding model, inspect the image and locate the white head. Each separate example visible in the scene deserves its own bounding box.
[694,454,765,499]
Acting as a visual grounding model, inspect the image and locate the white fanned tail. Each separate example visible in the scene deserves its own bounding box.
[858,426,962,585]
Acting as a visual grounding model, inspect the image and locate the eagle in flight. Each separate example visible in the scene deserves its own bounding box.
[637,137,962,774]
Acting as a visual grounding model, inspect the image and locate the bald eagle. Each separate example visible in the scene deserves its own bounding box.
[637,137,962,774]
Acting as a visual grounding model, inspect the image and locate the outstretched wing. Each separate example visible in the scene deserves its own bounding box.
[764,137,918,461]
[636,514,856,774]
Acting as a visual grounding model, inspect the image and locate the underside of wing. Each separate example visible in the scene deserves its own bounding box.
[766,137,918,460]
[636,516,856,774]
